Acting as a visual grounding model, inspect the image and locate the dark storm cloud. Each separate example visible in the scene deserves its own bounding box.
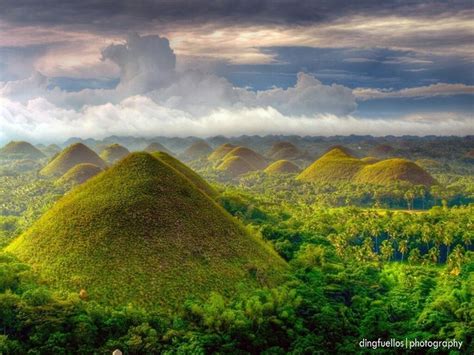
[0,0,471,30]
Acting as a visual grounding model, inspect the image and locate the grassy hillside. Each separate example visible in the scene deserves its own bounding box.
[152,151,218,198]
[217,156,255,177]
[355,158,437,186]
[40,143,107,176]
[183,140,212,160]
[223,147,268,170]
[7,152,286,309]
[0,141,45,160]
[208,143,236,161]
[56,163,104,186]
[297,147,366,183]
[267,142,301,160]
[265,160,300,174]
[99,143,130,164]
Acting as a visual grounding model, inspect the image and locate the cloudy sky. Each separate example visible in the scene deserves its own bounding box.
[0,0,473,143]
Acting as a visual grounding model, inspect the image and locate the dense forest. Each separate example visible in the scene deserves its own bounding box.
[0,135,472,354]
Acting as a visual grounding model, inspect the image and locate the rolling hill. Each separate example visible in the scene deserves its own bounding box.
[0,141,46,160]
[99,143,130,164]
[354,158,437,186]
[56,163,104,186]
[7,152,286,309]
[264,160,300,174]
[144,142,173,155]
[183,140,213,161]
[223,147,268,170]
[208,143,237,162]
[297,147,366,183]
[40,143,107,176]
[267,142,301,160]
[217,156,255,177]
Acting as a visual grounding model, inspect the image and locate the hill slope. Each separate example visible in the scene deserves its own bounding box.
[152,151,218,198]
[99,143,130,164]
[144,142,173,155]
[297,147,366,183]
[267,142,301,160]
[223,147,268,170]
[56,163,104,186]
[208,143,236,161]
[183,140,213,160]
[217,156,255,177]
[7,153,286,309]
[0,141,45,160]
[265,160,300,174]
[354,158,437,186]
[40,143,107,176]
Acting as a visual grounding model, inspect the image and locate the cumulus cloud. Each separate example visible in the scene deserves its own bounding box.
[354,83,474,100]
[1,95,472,144]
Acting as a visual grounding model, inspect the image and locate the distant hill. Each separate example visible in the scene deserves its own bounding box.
[297,147,366,183]
[40,143,107,176]
[99,144,130,164]
[183,140,213,161]
[41,144,61,157]
[265,160,300,174]
[217,156,255,177]
[223,147,268,170]
[0,141,45,160]
[361,157,380,164]
[267,142,301,160]
[144,142,173,155]
[56,163,104,186]
[369,144,395,157]
[208,143,237,161]
[152,151,218,199]
[7,152,286,309]
[355,158,437,186]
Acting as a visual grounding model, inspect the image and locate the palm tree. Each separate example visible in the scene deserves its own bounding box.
[380,240,394,262]
[428,247,439,264]
[398,240,408,262]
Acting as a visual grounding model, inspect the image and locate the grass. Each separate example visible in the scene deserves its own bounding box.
[99,143,130,164]
[223,147,268,170]
[0,141,45,160]
[208,143,236,161]
[7,152,287,310]
[40,143,107,176]
[264,160,300,174]
[217,156,255,177]
[56,163,103,186]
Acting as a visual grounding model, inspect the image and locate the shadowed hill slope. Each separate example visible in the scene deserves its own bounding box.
[40,143,107,176]
[208,143,237,161]
[99,144,130,164]
[7,153,286,309]
[56,163,104,186]
[267,142,301,160]
[144,142,173,155]
[223,147,268,170]
[355,158,437,186]
[265,160,300,174]
[152,151,218,198]
[183,140,213,161]
[217,156,255,177]
[0,141,46,160]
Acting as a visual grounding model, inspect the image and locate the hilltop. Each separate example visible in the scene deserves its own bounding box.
[41,144,61,157]
[152,151,218,198]
[355,158,437,186]
[265,160,300,174]
[0,141,45,160]
[223,147,268,170]
[7,153,286,309]
[56,163,104,186]
[40,143,107,176]
[99,143,130,164]
[267,142,301,160]
[297,147,365,183]
[144,142,173,155]
[183,140,213,161]
[208,143,237,161]
[217,156,255,177]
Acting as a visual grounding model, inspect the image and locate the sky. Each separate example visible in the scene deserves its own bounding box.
[0,0,473,143]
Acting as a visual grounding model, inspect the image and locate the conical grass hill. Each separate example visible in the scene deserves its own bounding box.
[183,140,213,161]
[40,143,107,176]
[355,158,437,186]
[152,151,217,199]
[268,142,301,160]
[7,153,286,309]
[223,147,268,170]
[56,163,103,186]
[144,142,173,155]
[217,156,255,177]
[265,160,300,174]
[0,141,45,160]
[208,143,236,161]
[297,147,366,183]
[100,143,130,164]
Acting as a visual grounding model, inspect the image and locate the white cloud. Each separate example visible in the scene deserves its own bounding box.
[354,83,474,100]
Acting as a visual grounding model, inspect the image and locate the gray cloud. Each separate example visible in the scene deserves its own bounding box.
[354,83,474,100]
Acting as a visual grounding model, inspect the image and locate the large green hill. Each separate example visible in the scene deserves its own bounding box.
[7,152,286,309]
[265,160,300,174]
[0,141,45,160]
[40,143,107,176]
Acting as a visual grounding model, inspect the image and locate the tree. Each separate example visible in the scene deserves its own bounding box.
[398,240,408,262]
[380,240,394,262]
